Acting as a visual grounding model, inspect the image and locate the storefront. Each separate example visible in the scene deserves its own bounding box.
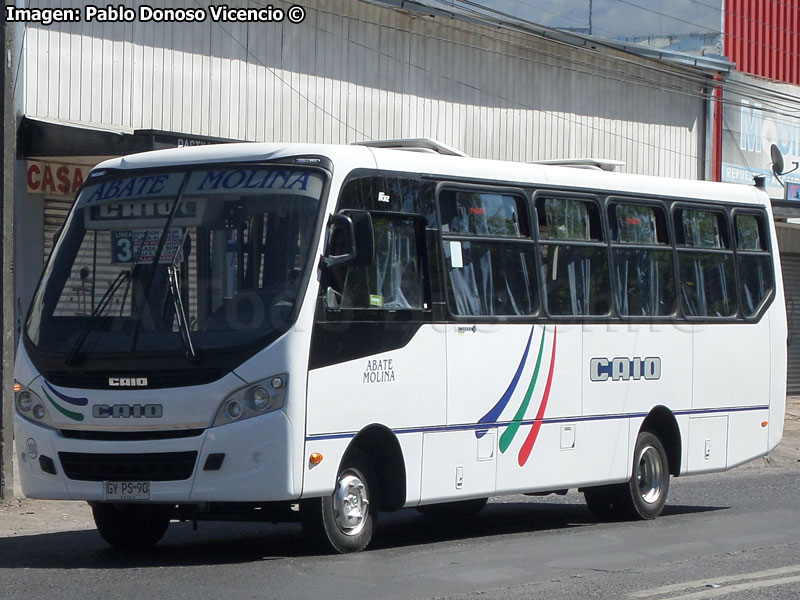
[15,117,235,341]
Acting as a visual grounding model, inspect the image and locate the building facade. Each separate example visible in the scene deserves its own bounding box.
[720,0,800,391]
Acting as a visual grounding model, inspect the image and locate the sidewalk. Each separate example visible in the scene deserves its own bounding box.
[2,397,799,538]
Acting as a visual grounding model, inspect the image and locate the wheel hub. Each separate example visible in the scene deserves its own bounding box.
[333,473,369,536]
[636,445,664,504]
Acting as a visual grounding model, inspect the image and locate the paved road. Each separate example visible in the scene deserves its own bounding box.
[1,466,799,600]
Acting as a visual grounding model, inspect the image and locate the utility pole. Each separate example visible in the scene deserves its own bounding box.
[1,21,17,501]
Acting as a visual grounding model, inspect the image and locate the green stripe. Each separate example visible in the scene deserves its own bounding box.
[43,389,84,422]
[499,329,547,453]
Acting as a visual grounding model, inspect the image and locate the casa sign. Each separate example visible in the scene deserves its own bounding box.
[26,161,92,197]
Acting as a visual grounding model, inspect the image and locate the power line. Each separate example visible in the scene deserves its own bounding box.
[466,0,626,38]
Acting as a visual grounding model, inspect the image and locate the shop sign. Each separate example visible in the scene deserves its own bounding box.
[26,161,92,197]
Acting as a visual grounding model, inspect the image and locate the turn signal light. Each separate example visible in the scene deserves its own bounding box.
[309,452,324,466]
[761,421,769,428]
[13,382,21,392]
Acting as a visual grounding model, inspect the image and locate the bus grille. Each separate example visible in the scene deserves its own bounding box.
[60,429,204,441]
[58,451,198,482]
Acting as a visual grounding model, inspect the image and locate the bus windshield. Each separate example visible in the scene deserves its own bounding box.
[26,166,324,360]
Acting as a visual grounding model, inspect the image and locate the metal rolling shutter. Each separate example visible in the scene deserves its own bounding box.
[43,196,74,264]
[41,196,199,321]
[781,252,800,394]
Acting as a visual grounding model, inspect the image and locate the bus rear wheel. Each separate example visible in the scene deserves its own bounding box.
[583,431,669,521]
[582,485,620,520]
[302,449,379,553]
[624,431,670,519]
[91,503,171,549]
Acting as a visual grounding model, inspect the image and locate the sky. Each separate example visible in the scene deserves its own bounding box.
[472,0,723,40]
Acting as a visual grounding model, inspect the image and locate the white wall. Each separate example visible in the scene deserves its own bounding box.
[23,0,705,177]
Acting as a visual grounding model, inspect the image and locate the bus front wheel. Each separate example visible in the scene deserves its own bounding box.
[90,503,171,549]
[302,449,379,553]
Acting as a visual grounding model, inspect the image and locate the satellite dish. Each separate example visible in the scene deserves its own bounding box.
[771,144,785,176]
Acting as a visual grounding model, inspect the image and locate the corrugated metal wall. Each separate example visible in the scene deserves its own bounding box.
[725,0,800,84]
[23,0,705,177]
[776,226,800,393]
[781,252,800,393]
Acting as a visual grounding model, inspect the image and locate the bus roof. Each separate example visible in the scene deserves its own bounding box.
[93,142,767,207]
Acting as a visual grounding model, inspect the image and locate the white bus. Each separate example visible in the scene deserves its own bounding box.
[14,140,786,553]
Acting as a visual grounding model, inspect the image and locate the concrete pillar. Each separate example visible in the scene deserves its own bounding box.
[1,22,17,500]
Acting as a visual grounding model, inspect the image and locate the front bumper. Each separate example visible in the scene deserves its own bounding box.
[15,411,296,503]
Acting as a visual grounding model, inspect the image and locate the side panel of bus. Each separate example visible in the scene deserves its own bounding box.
[305,167,784,506]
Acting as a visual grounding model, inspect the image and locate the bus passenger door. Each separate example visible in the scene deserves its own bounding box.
[421,322,522,502]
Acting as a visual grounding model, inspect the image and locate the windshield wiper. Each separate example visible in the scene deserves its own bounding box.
[167,264,198,361]
[65,269,131,365]
[130,174,190,353]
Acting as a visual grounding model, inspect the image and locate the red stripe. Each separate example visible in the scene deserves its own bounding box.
[518,327,557,467]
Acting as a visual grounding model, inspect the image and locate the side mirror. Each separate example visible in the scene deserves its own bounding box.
[322,211,374,268]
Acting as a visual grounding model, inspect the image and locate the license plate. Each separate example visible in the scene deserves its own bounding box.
[104,481,150,501]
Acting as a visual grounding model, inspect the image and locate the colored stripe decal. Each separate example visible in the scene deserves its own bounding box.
[475,326,535,439]
[304,405,771,441]
[42,389,85,422]
[518,326,558,467]
[499,328,547,453]
[44,381,88,407]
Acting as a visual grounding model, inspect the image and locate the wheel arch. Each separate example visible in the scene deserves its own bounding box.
[640,406,682,476]
[345,424,407,511]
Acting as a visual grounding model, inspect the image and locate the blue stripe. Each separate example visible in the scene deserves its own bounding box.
[475,326,535,439]
[304,405,770,442]
[44,381,89,407]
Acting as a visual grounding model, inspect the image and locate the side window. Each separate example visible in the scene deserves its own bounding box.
[440,191,527,237]
[609,203,675,317]
[537,196,610,316]
[735,213,773,316]
[339,215,424,310]
[675,208,735,317]
[439,189,537,317]
[327,176,426,312]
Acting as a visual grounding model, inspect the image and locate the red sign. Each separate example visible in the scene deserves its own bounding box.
[26,161,91,197]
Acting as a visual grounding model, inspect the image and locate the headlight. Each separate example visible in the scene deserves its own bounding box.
[250,386,271,411]
[16,390,33,412]
[212,374,288,427]
[226,399,244,420]
[14,383,55,429]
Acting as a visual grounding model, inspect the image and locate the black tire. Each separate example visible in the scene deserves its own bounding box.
[582,485,620,520]
[301,449,379,553]
[91,503,171,549]
[417,497,488,519]
[621,431,670,519]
